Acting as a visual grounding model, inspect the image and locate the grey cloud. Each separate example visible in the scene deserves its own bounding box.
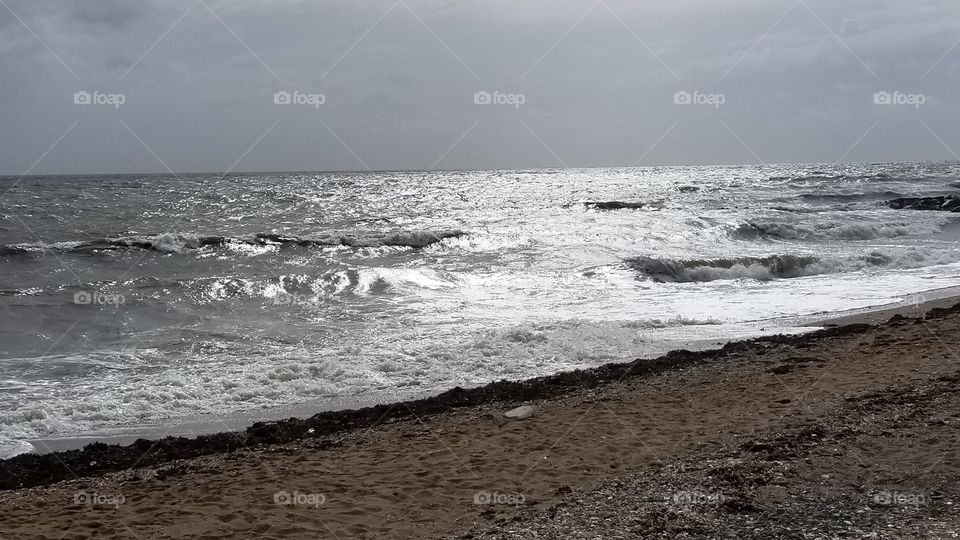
[2,0,960,175]
[68,0,146,29]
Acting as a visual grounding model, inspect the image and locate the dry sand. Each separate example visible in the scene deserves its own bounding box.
[2,303,960,538]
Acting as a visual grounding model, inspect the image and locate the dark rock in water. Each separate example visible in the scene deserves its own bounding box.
[584,200,666,211]
[677,186,700,193]
[584,201,647,210]
[886,195,960,212]
[0,245,29,257]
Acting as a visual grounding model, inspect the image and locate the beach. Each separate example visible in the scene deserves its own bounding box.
[2,300,959,538]
[4,1,960,537]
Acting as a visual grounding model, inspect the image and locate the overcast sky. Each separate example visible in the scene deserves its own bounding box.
[2,0,960,175]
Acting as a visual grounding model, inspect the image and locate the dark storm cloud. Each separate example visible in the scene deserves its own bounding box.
[1,0,960,174]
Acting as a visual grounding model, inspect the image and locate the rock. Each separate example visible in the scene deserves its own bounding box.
[769,365,794,375]
[583,201,646,210]
[886,195,960,212]
[504,405,536,419]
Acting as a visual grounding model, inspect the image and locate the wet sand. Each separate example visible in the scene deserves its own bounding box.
[2,301,960,538]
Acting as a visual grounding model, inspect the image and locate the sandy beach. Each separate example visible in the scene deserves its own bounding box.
[0,301,958,538]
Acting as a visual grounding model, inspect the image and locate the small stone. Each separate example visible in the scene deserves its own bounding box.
[504,405,536,419]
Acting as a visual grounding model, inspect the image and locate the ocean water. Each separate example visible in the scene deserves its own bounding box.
[2,163,960,457]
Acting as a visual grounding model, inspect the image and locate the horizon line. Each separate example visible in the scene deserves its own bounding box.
[3,158,958,179]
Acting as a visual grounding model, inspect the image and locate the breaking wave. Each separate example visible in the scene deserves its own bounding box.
[626,249,958,283]
[730,219,949,241]
[0,230,467,256]
[627,254,821,282]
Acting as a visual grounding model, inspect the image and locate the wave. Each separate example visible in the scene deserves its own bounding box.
[0,230,467,256]
[783,172,895,183]
[767,206,824,214]
[797,190,905,203]
[731,219,948,241]
[627,254,821,282]
[256,230,465,249]
[626,249,958,283]
[886,195,960,212]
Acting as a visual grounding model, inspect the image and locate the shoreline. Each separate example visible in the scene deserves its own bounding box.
[1,326,844,489]
[3,294,958,490]
[801,285,960,327]
[11,290,954,458]
[16,330,786,456]
[2,298,960,537]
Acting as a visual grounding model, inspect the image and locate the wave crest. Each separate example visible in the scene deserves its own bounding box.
[731,220,946,241]
[1,230,466,256]
[627,255,820,282]
[627,248,956,283]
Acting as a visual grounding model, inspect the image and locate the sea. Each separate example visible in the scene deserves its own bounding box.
[2,162,960,458]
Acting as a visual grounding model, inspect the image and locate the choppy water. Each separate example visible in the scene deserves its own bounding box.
[2,163,960,457]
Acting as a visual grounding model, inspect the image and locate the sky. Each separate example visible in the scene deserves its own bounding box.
[1,0,960,175]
